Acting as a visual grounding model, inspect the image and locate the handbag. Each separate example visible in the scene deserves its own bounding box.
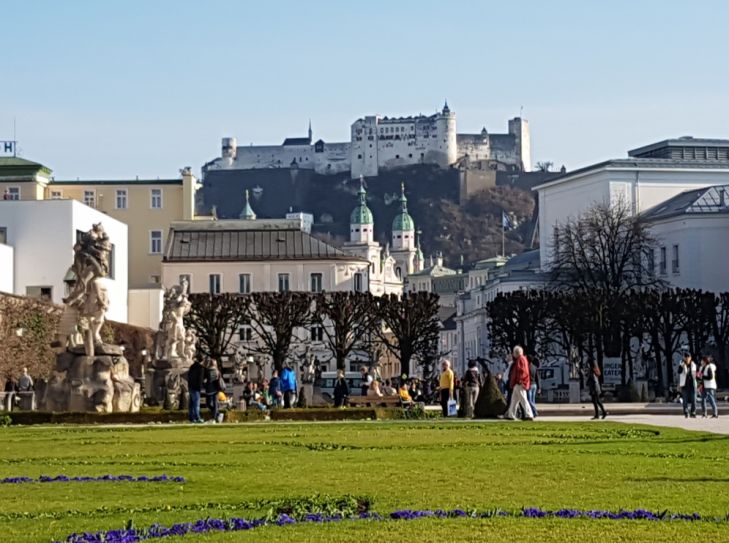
[447,399,458,417]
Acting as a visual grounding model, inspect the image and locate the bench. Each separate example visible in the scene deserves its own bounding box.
[348,395,403,408]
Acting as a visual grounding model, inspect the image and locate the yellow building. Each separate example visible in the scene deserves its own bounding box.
[0,158,198,289]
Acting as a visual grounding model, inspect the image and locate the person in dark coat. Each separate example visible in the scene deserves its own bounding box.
[268,369,282,408]
[203,359,223,422]
[333,369,350,407]
[186,357,204,423]
[586,361,607,419]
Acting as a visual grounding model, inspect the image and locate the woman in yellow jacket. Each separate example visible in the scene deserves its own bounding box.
[439,360,455,417]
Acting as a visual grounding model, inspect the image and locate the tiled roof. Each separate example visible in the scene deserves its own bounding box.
[164,227,365,263]
[0,156,52,176]
[282,137,311,146]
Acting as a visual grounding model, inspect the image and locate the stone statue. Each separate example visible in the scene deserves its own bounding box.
[63,223,112,357]
[43,224,141,413]
[156,278,192,361]
[183,329,197,364]
[149,278,195,408]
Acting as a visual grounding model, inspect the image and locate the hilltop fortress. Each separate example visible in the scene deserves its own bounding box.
[203,103,531,179]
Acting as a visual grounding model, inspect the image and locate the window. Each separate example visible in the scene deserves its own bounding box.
[5,187,20,200]
[150,230,163,254]
[0,227,6,244]
[209,274,221,294]
[646,249,655,276]
[310,273,323,293]
[151,188,162,209]
[179,274,191,288]
[278,273,290,292]
[116,189,127,209]
[83,190,95,207]
[672,244,680,274]
[310,324,324,342]
[659,247,667,275]
[50,190,62,199]
[26,286,52,302]
[239,273,251,294]
[239,324,253,341]
[150,274,161,285]
[354,272,363,293]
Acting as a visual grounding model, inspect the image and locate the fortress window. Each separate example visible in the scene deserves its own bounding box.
[408,154,412,158]
[358,154,362,159]
[396,154,400,159]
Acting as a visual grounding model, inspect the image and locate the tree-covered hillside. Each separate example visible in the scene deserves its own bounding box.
[200,165,538,267]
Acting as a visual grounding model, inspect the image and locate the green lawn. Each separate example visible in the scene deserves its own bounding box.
[1,420,727,542]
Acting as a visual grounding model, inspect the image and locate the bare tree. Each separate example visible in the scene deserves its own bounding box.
[314,292,379,371]
[550,199,663,295]
[185,293,249,361]
[375,292,441,376]
[244,292,312,373]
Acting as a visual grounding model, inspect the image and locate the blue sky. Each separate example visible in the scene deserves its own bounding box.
[1,0,728,178]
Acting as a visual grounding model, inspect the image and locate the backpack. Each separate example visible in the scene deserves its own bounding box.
[464,368,478,386]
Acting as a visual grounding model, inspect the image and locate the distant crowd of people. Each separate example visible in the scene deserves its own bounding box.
[186,357,300,423]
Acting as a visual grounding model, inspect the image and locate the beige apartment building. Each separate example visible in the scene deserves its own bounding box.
[1,157,198,289]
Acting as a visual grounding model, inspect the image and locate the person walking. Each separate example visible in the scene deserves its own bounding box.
[439,359,455,417]
[586,361,607,420]
[360,366,372,397]
[462,360,480,418]
[204,359,223,423]
[333,369,350,408]
[268,369,282,408]
[678,352,697,418]
[280,364,297,409]
[505,346,534,421]
[700,356,719,418]
[527,359,540,418]
[186,357,204,423]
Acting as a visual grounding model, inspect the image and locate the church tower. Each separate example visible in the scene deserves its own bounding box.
[391,182,417,278]
[239,189,257,220]
[349,177,374,243]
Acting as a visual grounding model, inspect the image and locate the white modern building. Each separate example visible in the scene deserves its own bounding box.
[535,137,729,268]
[642,184,729,293]
[0,199,129,322]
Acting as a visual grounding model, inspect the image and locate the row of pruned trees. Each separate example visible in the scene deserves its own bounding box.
[486,200,729,389]
[183,291,442,374]
[488,288,729,389]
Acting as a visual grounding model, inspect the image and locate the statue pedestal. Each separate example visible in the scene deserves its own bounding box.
[150,357,192,410]
[44,344,141,413]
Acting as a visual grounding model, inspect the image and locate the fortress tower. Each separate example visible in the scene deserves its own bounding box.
[435,101,457,168]
[508,117,532,172]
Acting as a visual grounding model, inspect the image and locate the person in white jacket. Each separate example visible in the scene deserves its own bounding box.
[700,356,719,418]
[678,353,697,418]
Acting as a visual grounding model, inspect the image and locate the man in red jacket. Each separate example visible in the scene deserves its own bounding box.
[505,345,534,421]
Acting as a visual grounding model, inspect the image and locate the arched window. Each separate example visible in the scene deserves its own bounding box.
[396,267,402,278]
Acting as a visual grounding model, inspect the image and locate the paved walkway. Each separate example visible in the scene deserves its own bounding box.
[535,414,729,434]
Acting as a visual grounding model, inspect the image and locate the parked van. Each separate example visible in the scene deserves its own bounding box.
[315,372,364,398]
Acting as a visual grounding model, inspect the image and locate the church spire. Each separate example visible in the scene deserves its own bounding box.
[239,189,257,220]
[308,119,312,142]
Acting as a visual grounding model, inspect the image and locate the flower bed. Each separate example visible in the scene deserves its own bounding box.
[2,474,185,484]
[53,506,727,543]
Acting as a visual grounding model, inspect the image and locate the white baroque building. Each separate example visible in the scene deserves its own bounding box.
[203,104,531,179]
